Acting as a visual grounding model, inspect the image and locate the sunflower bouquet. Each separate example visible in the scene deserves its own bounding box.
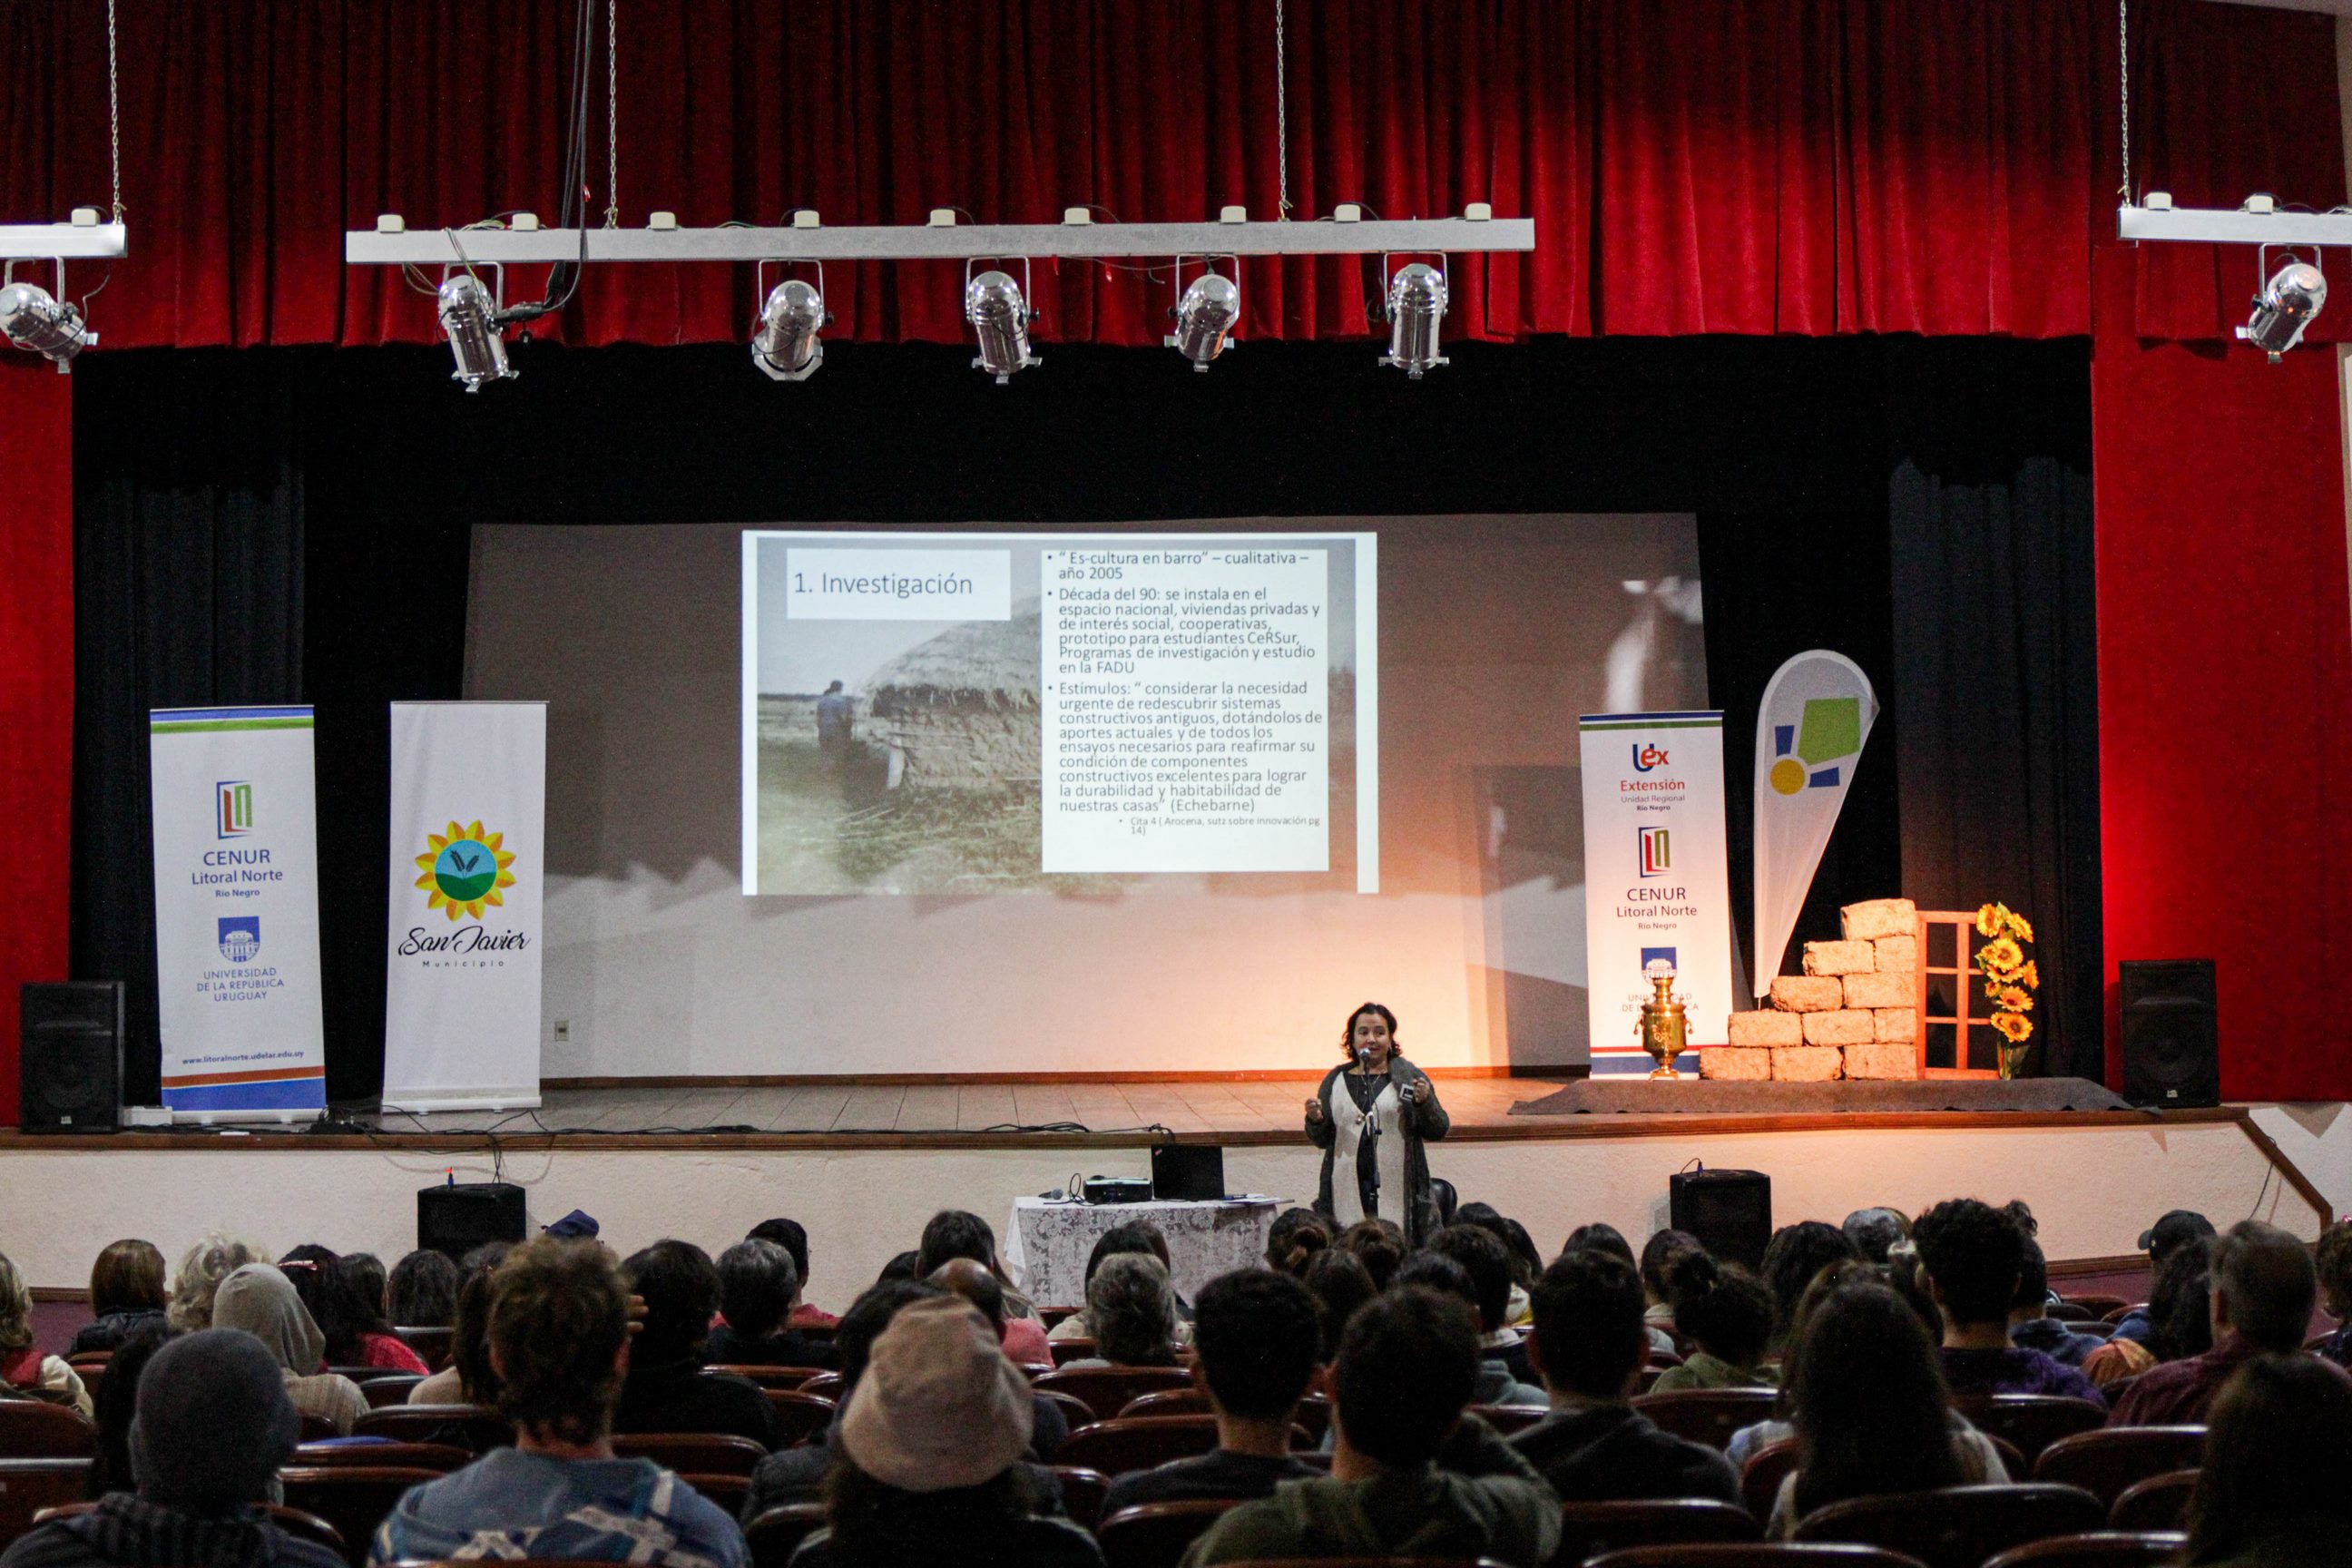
[1974,903,2039,1078]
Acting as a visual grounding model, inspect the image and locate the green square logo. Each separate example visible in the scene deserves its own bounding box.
[1797,697,1862,764]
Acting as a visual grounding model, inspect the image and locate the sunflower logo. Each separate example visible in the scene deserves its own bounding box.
[415,819,518,921]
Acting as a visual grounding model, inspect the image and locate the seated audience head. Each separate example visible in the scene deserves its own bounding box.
[387,1248,460,1328]
[1841,1206,1911,1264]
[1331,1286,1481,1470]
[916,1210,1011,1283]
[1911,1197,2027,1330]
[748,1217,813,1294]
[449,1241,513,1401]
[1664,1250,1775,1369]
[1455,1202,1543,1289]
[2011,1236,2055,1320]
[343,1252,388,1315]
[2183,1353,2352,1565]
[1527,1247,1647,1402]
[1638,1228,1703,1307]
[877,1250,921,1286]
[717,1237,801,1339]
[1086,1252,1179,1366]
[1789,1278,1963,1517]
[2210,1219,2318,1354]
[1426,1223,1517,1334]
[1336,1218,1406,1291]
[1761,1220,1864,1347]
[927,1257,1007,1335]
[313,1253,403,1363]
[274,1243,340,1328]
[130,1328,302,1515]
[487,1238,631,1446]
[2150,1238,2217,1362]
[1191,1269,1321,1423]
[835,1279,947,1395]
[0,1253,34,1357]
[2318,1219,2352,1326]
[1265,1209,1332,1277]
[1393,1253,1478,1319]
[1882,1240,1943,1340]
[211,1263,326,1377]
[88,1318,177,1495]
[1563,1221,1636,1268]
[1302,1248,1377,1361]
[1084,1220,1171,1289]
[1777,1257,1894,1416]
[2141,1208,2218,1269]
[89,1239,168,1319]
[167,1233,265,1332]
[621,1239,722,1366]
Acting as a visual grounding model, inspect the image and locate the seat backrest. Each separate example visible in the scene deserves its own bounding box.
[2060,1296,2129,1320]
[762,1388,837,1448]
[1791,1484,2107,1568]
[350,1403,514,1452]
[0,1403,97,1460]
[707,1365,828,1391]
[361,1375,425,1408]
[1034,1366,1196,1422]
[1631,1388,1781,1448]
[2100,1305,2145,1327]
[798,1371,844,1400]
[263,1504,348,1558]
[1468,1403,1548,1436]
[2106,1470,2198,1533]
[298,1413,342,1444]
[1100,1498,1246,1568]
[610,1432,770,1475]
[677,1471,749,1515]
[1035,1387,1098,1436]
[0,1459,93,1553]
[1979,1531,2190,1568]
[1058,1415,1225,1475]
[2032,1426,2205,1505]
[1119,1387,1210,1420]
[1038,1306,1081,1331]
[1741,1437,1802,1520]
[278,1465,441,1567]
[1557,1498,1763,1563]
[1950,1396,2108,1465]
[393,1326,455,1373]
[1048,1337,1100,1367]
[744,1502,829,1568]
[292,1441,471,1472]
[1586,1546,1935,1568]
[1044,1465,1112,1529]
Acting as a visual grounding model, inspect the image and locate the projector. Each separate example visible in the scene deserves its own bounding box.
[1082,1176,1153,1205]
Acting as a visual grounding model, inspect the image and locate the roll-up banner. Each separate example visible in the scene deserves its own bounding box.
[382,701,546,1112]
[148,706,327,1120]
[1750,651,1879,995]
[1578,711,1734,1074]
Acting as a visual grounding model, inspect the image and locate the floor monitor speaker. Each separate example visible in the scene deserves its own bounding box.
[1669,1166,1772,1270]
[19,982,124,1133]
[2119,959,2219,1109]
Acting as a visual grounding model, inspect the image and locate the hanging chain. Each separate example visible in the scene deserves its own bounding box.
[1275,0,1290,219]
[2117,0,2131,201]
[107,0,122,220]
[603,0,619,227]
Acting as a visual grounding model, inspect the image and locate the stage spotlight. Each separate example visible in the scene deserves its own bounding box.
[1380,261,1449,378]
[0,280,94,370]
[2239,258,2328,360]
[1168,270,1240,371]
[966,269,1038,382]
[436,273,515,392]
[752,279,826,381]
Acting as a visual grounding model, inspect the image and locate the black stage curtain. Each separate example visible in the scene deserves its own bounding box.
[71,335,2094,1100]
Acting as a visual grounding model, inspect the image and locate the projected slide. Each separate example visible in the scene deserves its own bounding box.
[741,531,1377,897]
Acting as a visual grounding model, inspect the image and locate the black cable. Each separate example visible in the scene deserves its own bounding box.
[499,0,595,326]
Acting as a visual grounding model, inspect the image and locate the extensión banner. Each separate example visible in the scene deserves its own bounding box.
[382,701,546,1113]
[148,706,327,1118]
[1578,712,1734,1073]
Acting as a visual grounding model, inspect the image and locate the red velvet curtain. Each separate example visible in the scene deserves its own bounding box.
[0,0,2337,350]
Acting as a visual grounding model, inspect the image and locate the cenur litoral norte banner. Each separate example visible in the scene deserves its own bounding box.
[1751,651,1879,995]
[382,701,546,1112]
[1578,712,1734,1074]
[148,706,327,1118]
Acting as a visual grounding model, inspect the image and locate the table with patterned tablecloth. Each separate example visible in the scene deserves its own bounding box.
[1003,1196,1282,1308]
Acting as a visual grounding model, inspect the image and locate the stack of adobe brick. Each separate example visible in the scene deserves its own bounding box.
[1705,899,1919,1082]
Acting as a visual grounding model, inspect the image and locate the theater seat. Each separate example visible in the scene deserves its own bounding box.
[1949,1396,2107,1465]
[2031,1426,2205,1506]
[745,1502,829,1568]
[1034,1366,1195,1422]
[291,1441,470,1472]
[0,1459,93,1553]
[350,1404,514,1452]
[1044,1465,1112,1529]
[1585,1548,1934,1568]
[1790,1484,2106,1568]
[610,1433,769,1475]
[1631,1389,1780,1448]
[1099,1498,1236,1568]
[761,1389,836,1447]
[0,1405,96,1460]
[706,1365,828,1391]
[279,1465,441,1566]
[1555,1498,1762,1563]
[2106,1469,2198,1532]
[1980,1532,2188,1568]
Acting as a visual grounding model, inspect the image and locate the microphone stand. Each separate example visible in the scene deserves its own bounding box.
[1357,1046,1381,1216]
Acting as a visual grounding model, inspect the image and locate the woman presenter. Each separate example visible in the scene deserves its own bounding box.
[1305,1002,1451,1246]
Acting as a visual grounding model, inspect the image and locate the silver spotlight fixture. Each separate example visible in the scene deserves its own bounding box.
[965,262,1039,382]
[436,271,514,392]
[1167,264,1240,372]
[0,270,95,371]
[2239,249,2327,361]
[752,274,827,382]
[1379,259,1450,378]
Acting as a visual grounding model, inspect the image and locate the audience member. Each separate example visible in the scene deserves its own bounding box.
[614,1240,781,1447]
[748,1218,838,1329]
[705,1239,840,1368]
[83,1319,177,1499]
[410,1241,510,1405]
[1455,1202,1542,1325]
[1513,1250,1740,1504]
[2112,1220,2318,1426]
[1181,1288,1561,1568]
[1427,1223,1543,1388]
[1335,1218,1406,1291]
[164,1234,264,1333]
[315,1253,428,1372]
[1636,1229,1701,1339]
[1882,1240,1943,1341]
[0,1329,343,1568]
[1841,1206,1910,1264]
[874,1251,920,1286]
[927,1258,1063,1414]
[1395,1251,1545,1406]
[1058,1253,1180,1368]
[1560,1222,1674,1359]
[2007,1236,2105,1367]
[1102,1270,1324,1514]
[1301,1248,1377,1361]
[2082,1236,2208,1388]
[387,1249,459,1328]
[795,1296,1099,1568]
[1760,1221,1862,1353]
[1767,1279,2008,1538]
[2311,1219,2352,1368]
[915,1210,1039,1320]
[67,1240,168,1358]
[211,1263,369,1434]
[1910,1198,2102,1404]
[1651,1251,1777,1390]
[371,1239,748,1567]
[1264,1209,1331,1279]
[2110,1209,2218,1344]
[1722,1258,1893,1470]
[2180,1353,2352,1567]
[1050,1221,1189,1345]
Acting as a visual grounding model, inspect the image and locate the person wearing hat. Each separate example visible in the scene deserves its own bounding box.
[370,1238,746,1567]
[792,1295,1100,1568]
[210,1264,369,1435]
[2110,1210,2219,1345]
[0,1328,346,1568]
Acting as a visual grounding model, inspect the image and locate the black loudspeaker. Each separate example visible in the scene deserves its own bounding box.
[2120,959,2220,1109]
[1670,1167,1772,1270]
[417,1181,528,1262]
[19,982,124,1133]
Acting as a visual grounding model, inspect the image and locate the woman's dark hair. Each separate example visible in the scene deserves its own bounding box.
[748,1218,812,1289]
[1336,1219,1406,1292]
[835,1280,946,1393]
[1664,1251,1775,1370]
[824,1457,1039,1565]
[1789,1279,1965,1518]
[276,1243,339,1330]
[281,1245,399,1365]
[916,1211,1011,1285]
[387,1250,460,1328]
[85,1318,178,1497]
[1563,1222,1636,1267]
[2184,1353,2352,1564]
[1772,1258,1886,1421]
[88,1240,167,1318]
[450,1242,512,1403]
[1639,1230,1704,1303]
[1455,1203,1542,1289]
[2150,1237,2217,1363]
[344,1253,388,1315]
[876,1251,922,1286]
[1301,1248,1377,1361]
[1761,1221,1863,1348]
[1338,1002,1399,1057]
[1084,1220,1171,1287]
[622,1240,722,1366]
[1266,1209,1331,1277]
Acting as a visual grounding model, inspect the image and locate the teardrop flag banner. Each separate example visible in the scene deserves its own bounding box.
[1751,651,1878,996]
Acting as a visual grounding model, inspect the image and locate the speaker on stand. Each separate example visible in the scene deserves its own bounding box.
[2119,959,2219,1109]
[19,982,126,1133]
[1669,1166,1772,1270]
